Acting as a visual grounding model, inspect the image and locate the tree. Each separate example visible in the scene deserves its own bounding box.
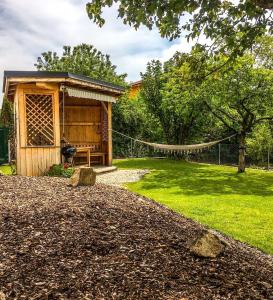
[35,44,127,85]
[112,92,163,157]
[203,55,273,172]
[0,97,13,127]
[140,50,209,146]
[86,0,273,55]
[252,35,273,69]
[140,60,170,142]
[246,122,273,164]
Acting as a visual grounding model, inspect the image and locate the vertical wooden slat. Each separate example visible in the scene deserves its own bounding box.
[107,102,112,166]
[14,87,20,174]
[18,87,26,148]
[26,148,32,176]
[20,149,26,176]
[32,147,38,176]
[42,148,45,175]
[54,88,60,148]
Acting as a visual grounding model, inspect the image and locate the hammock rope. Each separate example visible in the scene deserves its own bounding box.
[111,129,237,155]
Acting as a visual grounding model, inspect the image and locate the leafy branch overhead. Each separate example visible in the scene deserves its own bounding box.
[86,0,273,55]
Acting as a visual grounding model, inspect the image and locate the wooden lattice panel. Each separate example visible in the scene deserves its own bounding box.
[25,94,54,146]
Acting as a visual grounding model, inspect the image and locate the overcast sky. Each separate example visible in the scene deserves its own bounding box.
[0,0,194,88]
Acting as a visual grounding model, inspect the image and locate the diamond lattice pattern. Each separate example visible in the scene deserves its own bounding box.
[25,94,54,146]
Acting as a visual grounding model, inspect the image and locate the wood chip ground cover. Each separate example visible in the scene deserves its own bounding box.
[0,176,272,300]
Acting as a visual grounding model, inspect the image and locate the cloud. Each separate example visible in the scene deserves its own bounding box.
[0,0,199,105]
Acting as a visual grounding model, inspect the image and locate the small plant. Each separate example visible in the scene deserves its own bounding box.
[45,163,75,178]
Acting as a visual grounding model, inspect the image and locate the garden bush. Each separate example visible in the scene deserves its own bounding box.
[45,163,75,178]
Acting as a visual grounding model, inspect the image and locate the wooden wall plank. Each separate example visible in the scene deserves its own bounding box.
[62,105,101,146]
[31,148,38,176]
[107,102,112,166]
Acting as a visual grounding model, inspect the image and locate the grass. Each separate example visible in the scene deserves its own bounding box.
[0,165,13,175]
[114,158,273,254]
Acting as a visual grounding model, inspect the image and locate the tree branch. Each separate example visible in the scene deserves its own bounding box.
[255,116,273,123]
[254,0,273,10]
[204,101,237,132]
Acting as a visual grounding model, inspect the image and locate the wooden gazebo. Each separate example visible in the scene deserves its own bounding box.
[2,71,125,176]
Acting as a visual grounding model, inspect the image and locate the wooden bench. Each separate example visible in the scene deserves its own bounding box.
[90,152,105,165]
[73,144,106,166]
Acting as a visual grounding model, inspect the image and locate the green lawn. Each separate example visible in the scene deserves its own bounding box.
[114,158,273,254]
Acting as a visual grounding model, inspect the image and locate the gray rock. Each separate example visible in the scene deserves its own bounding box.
[189,230,226,258]
[70,167,96,187]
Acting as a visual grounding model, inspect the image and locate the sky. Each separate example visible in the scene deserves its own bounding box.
[0,0,194,89]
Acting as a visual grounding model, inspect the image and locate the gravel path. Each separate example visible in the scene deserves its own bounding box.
[96,169,149,187]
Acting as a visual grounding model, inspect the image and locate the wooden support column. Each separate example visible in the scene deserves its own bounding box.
[107,102,112,166]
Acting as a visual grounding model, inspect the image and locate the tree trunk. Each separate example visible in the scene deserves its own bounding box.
[238,133,246,173]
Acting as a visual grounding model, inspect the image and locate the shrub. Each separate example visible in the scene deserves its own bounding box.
[45,164,75,178]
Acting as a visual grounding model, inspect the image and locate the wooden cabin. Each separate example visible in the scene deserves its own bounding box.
[2,71,125,176]
[129,80,142,99]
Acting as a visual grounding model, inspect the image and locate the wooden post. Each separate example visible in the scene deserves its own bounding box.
[107,102,112,166]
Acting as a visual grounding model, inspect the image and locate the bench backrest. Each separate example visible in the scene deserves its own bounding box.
[73,143,101,152]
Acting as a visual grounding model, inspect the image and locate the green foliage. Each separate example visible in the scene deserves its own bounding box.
[0,165,13,175]
[35,44,127,86]
[137,39,273,171]
[140,50,214,145]
[140,60,168,141]
[161,51,213,144]
[253,35,273,69]
[86,0,273,55]
[202,53,273,171]
[45,164,75,178]
[112,92,163,157]
[203,55,273,135]
[0,97,13,127]
[247,122,273,163]
[114,158,273,254]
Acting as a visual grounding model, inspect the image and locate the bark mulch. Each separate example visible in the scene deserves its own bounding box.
[0,176,272,300]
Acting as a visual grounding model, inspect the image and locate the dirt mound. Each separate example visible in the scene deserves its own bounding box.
[0,176,272,299]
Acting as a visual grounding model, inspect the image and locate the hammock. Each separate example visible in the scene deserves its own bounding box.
[111,129,236,154]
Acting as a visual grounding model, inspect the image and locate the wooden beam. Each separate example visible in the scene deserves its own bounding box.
[7,77,124,96]
[101,101,108,114]
[36,82,58,90]
[60,122,101,126]
[64,105,101,108]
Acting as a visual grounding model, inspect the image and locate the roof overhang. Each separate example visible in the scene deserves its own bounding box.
[130,80,142,87]
[3,71,125,101]
[63,86,117,103]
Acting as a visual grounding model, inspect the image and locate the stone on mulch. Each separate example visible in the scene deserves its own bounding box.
[0,176,273,300]
[189,230,226,258]
[70,167,96,187]
[0,291,6,300]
